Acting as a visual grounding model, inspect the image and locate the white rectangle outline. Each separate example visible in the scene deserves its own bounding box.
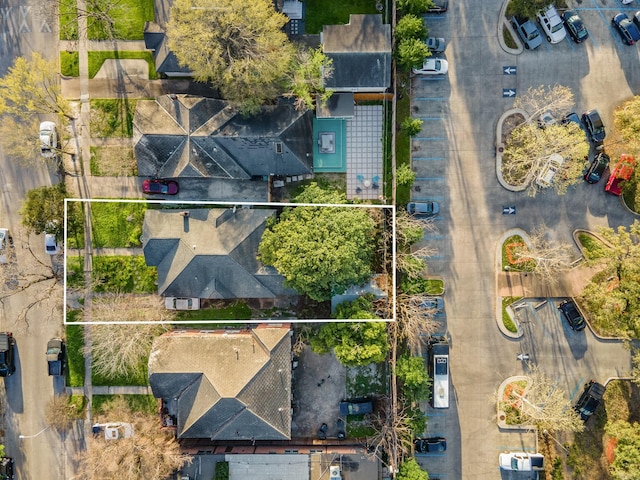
[64,198,396,325]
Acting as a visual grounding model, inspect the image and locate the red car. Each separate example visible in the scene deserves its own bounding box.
[604,154,635,196]
[142,179,179,195]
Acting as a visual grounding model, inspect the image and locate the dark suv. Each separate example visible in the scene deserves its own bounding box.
[0,333,16,377]
[582,110,606,144]
[574,381,605,421]
[558,300,585,331]
[584,152,610,184]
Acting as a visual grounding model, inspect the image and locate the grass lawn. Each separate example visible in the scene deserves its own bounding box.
[92,394,157,415]
[60,51,80,77]
[501,296,521,333]
[396,70,412,206]
[304,0,379,34]
[60,2,78,40]
[174,301,252,322]
[90,201,146,248]
[400,276,444,295]
[347,363,386,398]
[90,99,138,138]
[501,235,535,271]
[87,0,155,40]
[577,232,608,260]
[90,146,137,176]
[92,256,157,293]
[67,256,85,289]
[65,322,85,387]
[88,51,158,79]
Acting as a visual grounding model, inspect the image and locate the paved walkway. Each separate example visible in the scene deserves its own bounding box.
[66,386,153,395]
[60,40,147,51]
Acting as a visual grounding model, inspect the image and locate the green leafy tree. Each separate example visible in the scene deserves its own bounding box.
[405,405,427,436]
[0,53,73,119]
[259,183,376,302]
[396,163,417,188]
[287,47,333,111]
[396,38,430,70]
[401,117,424,137]
[395,14,427,42]
[397,0,435,16]
[606,420,640,480]
[613,95,640,154]
[167,0,296,115]
[397,458,428,480]
[19,183,67,238]
[580,221,640,337]
[310,310,388,367]
[396,355,431,401]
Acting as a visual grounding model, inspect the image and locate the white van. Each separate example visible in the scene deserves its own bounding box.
[536,154,564,188]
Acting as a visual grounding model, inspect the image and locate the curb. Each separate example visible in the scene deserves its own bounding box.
[497,0,523,55]
[495,108,530,192]
[496,376,536,431]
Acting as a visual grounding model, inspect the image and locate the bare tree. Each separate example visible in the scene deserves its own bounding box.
[513,84,575,125]
[76,397,191,480]
[511,227,577,284]
[45,394,84,433]
[498,365,584,433]
[396,293,440,353]
[365,402,414,470]
[87,295,173,380]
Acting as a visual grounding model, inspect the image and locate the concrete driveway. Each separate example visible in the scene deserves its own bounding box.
[412,1,640,478]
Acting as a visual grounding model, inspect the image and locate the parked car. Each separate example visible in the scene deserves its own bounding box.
[574,381,605,421]
[612,12,640,45]
[0,228,9,264]
[0,333,15,377]
[164,297,200,310]
[0,457,14,479]
[537,110,557,128]
[46,338,65,376]
[414,437,447,453]
[39,121,58,159]
[420,297,444,312]
[582,109,606,143]
[584,152,610,184]
[339,398,373,415]
[560,112,585,133]
[536,154,564,188]
[558,299,585,331]
[605,154,635,195]
[499,452,545,471]
[511,16,543,50]
[44,233,60,255]
[426,0,448,13]
[425,37,446,53]
[412,58,449,75]
[634,11,640,30]
[537,5,567,43]
[407,201,440,217]
[142,179,179,195]
[563,10,589,43]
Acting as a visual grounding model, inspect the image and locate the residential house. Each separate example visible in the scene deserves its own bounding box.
[133,95,314,179]
[321,14,392,93]
[148,325,292,440]
[141,208,296,300]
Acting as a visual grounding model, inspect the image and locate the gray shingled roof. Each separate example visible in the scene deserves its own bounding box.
[322,14,391,91]
[148,326,292,440]
[142,208,295,299]
[133,95,314,179]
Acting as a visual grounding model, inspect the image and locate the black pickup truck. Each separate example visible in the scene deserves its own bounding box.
[0,333,16,377]
[46,338,65,376]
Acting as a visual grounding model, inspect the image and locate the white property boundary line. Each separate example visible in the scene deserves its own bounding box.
[64,198,397,325]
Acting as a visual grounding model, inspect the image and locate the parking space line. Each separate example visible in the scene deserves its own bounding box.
[412,196,445,201]
[413,137,445,141]
[414,97,446,101]
[497,445,537,452]
[414,176,445,181]
[415,116,443,121]
[569,377,585,401]
[416,77,447,81]
[412,157,445,161]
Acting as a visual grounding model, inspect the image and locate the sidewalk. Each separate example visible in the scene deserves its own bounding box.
[66,386,153,395]
[496,264,602,298]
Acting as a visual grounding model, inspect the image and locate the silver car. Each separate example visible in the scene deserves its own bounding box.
[39,121,58,158]
[407,201,440,217]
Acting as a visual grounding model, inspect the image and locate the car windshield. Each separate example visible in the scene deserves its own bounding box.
[551,22,563,33]
[434,60,441,70]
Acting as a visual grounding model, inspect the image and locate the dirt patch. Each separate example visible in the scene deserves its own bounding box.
[501,112,526,143]
[90,145,137,176]
[290,346,347,440]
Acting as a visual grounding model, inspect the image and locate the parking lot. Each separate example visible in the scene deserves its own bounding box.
[412,1,640,478]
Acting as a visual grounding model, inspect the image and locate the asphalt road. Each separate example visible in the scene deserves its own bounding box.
[413,1,640,479]
[0,2,67,479]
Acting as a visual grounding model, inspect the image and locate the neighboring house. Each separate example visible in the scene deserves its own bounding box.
[148,325,292,440]
[142,208,296,300]
[321,14,391,93]
[134,95,314,179]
